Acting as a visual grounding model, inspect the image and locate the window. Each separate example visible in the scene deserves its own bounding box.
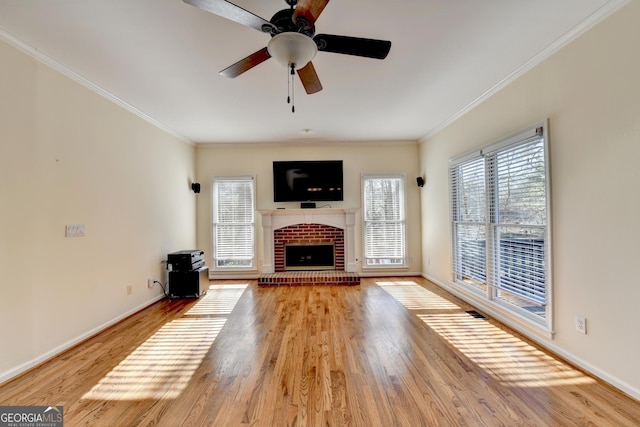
[211,176,256,271]
[450,122,551,325]
[450,156,487,289]
[362,174,407,267]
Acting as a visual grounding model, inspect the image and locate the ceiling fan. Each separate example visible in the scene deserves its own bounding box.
[183,0,392,96]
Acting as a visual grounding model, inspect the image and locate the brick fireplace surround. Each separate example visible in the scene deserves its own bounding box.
[274,224,344,272]
[258,209,360,286]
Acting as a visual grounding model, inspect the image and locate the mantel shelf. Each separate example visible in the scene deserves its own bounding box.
[259,208,359,216]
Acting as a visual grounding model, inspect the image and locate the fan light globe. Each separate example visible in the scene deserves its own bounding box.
[267,32,317,69]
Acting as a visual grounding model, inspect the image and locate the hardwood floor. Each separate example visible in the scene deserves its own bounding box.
[1,277,639,426]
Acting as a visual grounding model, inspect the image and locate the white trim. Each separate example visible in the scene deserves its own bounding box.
[450,120,545,164]
[0,294,165,386]
[359,271,421,278]
[541,122,554,334]
[211,175,257,272]
[419,0,630,143]
[361,173,408,269]
[197,140,420,148]
[208,273,260,280]
[0,26,191,145]
[480,122,544,155]
[449,121,552,328]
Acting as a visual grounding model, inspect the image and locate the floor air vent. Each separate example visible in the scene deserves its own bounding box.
[465,310,487,319]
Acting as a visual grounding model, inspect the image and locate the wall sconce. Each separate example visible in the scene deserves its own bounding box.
[191,183,201,193]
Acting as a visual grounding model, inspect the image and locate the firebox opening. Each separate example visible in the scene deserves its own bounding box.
[285,243,335,271]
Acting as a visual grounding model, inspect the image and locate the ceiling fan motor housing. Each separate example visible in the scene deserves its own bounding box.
[267,8,315,37]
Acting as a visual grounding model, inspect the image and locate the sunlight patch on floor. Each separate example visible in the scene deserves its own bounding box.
[377,280,460,310]
[185,283,248,316]
[82,284,248,400]
[418,313,595,387]
[377,280,594,388]
[82,318,225,400]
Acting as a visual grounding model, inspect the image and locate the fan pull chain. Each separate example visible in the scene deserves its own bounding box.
[287,65,291,105]
[289,63,295,113]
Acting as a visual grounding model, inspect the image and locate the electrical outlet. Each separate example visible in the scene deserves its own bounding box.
[147,278,154,288]
[575,315,587,334]
[127,285,133,295]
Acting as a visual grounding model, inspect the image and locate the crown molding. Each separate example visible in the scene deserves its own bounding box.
[419,0,630,143]
[0,26,193,145]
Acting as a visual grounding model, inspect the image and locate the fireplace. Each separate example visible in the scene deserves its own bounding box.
[274,224,344,272]
[259,208,358,274]
[285,243,335,271]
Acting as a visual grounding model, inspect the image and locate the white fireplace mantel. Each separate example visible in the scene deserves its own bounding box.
[259,208,358,273]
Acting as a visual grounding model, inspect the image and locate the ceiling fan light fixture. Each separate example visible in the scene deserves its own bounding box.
[267,32,317,69]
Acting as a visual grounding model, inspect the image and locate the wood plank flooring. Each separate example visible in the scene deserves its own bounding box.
[1,277,639,426]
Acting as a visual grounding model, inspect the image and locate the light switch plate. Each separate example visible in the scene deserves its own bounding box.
[66,224,86,237]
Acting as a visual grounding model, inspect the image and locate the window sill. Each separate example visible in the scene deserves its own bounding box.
[362,265,409,271]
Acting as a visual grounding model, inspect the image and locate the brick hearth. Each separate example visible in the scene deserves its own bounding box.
[258,271,360,287]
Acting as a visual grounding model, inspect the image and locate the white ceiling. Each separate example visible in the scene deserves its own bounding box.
[0,0,622,144]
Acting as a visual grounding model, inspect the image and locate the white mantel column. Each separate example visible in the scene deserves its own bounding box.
[260,213,274,274]
[345,210,357,272]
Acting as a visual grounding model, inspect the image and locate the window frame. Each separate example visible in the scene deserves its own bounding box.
[449,121,553,332]
[362,173,408,269]
[210,175,257,272]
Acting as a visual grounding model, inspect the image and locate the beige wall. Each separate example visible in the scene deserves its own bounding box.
[0,40,196,381]
[195,143,422,275]
[419,1,640,398]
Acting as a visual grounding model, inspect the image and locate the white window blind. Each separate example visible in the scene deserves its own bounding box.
[491,136,547,305]
[363,174,406,267]
[449,123,550,322]
[450,156,487,287]
[212,176,255,270]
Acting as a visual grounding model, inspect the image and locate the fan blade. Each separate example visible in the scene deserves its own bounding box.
[292,0,329,28]
[314,34,391,59]
[219,47,271,78]
[297,62,323,94]
[183,0,274,33]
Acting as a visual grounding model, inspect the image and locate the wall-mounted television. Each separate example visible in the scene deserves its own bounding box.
[273,160,343,202]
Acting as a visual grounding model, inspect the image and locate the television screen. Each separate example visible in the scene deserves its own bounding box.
[273,160,343,202]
